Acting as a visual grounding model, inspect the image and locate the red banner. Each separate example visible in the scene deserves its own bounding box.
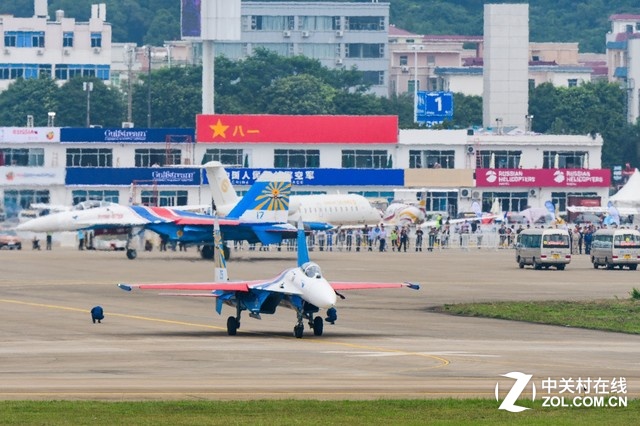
[196,114,398,144]
[475,168,611,187]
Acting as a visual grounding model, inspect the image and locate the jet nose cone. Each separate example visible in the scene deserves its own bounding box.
[16,215,57,232]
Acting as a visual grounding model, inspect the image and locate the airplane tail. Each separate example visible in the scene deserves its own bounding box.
[203,161,240,215]
[296,220,310,267]
[227,171,291,223]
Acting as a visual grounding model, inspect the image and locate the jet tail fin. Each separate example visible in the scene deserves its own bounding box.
[227,170,291,223]
[203,161,240,215]
[297,220,310,267]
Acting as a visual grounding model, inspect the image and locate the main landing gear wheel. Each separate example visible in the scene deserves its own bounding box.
[313,316,324,336]
[227,316,239,336]
[126,248,137,260]
[293,324,304,338]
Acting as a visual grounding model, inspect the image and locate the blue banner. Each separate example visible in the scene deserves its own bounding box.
[66,167,202,186]
[203,168,404,187]
[416,91,454,126]
[61,128,195,143]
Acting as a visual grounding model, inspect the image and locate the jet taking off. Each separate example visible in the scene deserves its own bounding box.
[118,220,419,338]
[17,171,296,260]
[204,162,382,229]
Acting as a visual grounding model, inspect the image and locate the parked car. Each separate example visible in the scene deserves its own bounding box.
[0,229,22,250]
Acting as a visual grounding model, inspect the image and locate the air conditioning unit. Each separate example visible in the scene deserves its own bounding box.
[121,122,134,128]
[336,30,344,37]
[63,48,70,56]
[335,58,343,65]
[466,145,475,155]
[529,188,538,198]
[460,188,472,199]
[36,49,44,55]
[283,30,291,37]
[93,47,101,53]
[401,65,409,73]
[472,191,482,200]
[302,31,310,38]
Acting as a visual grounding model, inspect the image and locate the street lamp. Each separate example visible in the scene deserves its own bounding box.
[411,45,424,124]
[83,82,93,127]
[146,45,152,128]
[525,114,534,133]
[47,112,55,127]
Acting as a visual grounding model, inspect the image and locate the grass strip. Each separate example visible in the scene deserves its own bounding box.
[0,399,638,425]
[435,299,640,334]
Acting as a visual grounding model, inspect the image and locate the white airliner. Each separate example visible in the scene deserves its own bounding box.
[119,220,419,338]
[204,161,382,229]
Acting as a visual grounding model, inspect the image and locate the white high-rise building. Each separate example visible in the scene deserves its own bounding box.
[482,4,529,130]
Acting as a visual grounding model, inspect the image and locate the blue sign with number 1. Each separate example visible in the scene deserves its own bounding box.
[416,91,453,125]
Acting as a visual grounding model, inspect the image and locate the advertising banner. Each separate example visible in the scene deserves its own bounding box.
[202,168,404,187]
[0,167,64,186]
[61,128,194,143]
[66,167,201,186]
[0,127,59,143]
[196,115,398,144]
[475,168,611,187]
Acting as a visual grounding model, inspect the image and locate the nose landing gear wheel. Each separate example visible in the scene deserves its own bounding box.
[293,324,304,338]
[126,248,137,260]
[313,316,324,336]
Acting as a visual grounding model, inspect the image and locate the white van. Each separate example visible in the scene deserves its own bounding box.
[591,228,640,270]
[515,228,571,270]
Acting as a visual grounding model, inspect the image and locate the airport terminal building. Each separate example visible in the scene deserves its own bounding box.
[0,115,610,219]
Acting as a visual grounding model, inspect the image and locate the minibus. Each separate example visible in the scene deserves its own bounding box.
[591,228,640,270]
[515,228,571,270]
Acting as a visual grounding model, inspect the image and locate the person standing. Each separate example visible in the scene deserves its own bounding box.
[378,224,387,252]
[399,227,409,252]
[46,232,52,250]
[77,230,85,250]
[415,227,424,252]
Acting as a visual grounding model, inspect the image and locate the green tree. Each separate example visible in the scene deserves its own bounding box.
[55,77,124,127]
[144,9,180,46]
[259,74,337,115]
[0,77,59,126]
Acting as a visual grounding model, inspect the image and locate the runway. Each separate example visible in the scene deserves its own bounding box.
[1,246,639,400]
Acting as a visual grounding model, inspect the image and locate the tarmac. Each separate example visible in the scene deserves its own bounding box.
[1,245,639,401]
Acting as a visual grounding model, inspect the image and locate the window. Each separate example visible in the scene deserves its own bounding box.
[66,148,113,167]
[250,16,293,31]
[346,43,384,59]
[300,16,334,31]
[201,148,244,166]
[0,148,44,166]
[342,150,389,169]
[71,190,119,205]
[477,150,522,169]
[0,64,50,80]
[481,192,529,213]
[54,64,110,81]
[362,71,384,86]
[90,32,102,48]
[63,32,74,47]
[142,190,188,207]
[135,149,181,167]
[274,149,319,168]
[399,55,408,66]
[568,79,578,87]
[346,16,385,31]
[424,191,458,215]
[4,189,50,217]
[543,151,588,169]
[3,31,44,47]
[409,150,455,169]
[427,55,436,66]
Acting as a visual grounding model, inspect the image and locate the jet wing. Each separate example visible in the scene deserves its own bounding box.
[329,281,420,291]
[118,281,258,292]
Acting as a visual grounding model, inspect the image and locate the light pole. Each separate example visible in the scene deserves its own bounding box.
[411,45,424,124]
[146,45,152,128]
[83,82,93,127]
[47,112,55,127]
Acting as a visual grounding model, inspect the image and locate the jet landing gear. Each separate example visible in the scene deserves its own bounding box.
[126,248,137,260]
[294,311,325,338]
[226,305,242,335]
